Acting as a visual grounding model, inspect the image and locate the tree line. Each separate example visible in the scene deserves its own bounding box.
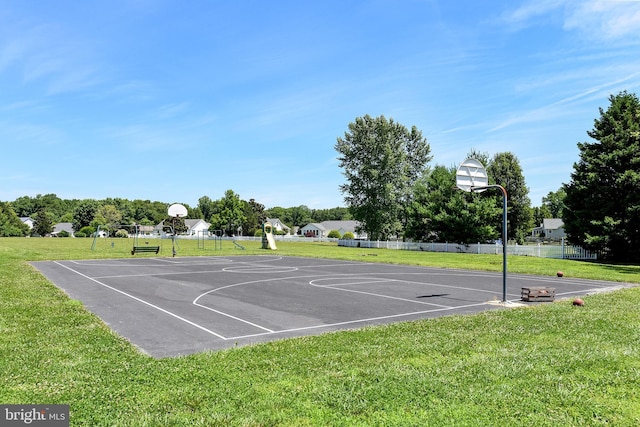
[0,193,351,238]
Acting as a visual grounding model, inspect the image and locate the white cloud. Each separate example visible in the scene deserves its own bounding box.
[564,0,640,40]
[505,0,640,40]
[502,0,565,25]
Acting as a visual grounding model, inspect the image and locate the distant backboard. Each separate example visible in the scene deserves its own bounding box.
[168,203,188,218]
[456,158,489,192]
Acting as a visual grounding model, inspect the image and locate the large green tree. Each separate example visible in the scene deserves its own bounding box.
[32,208,54,237]
[0,202,29,237]
[335,115,432,240]
[242,198,266,236]
[209,190,246,236]
[487,152,532,244]
[92,204,124,234]
[542,188,566,218]
[563,91,640,261]
[72,200,99,231]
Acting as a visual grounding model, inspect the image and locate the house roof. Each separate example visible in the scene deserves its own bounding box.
[301,221,360,234]
[52,222,74,235]
[542,218,564,230]
[320,220,359,233]
[266,218,290,230]
[303,222,326,231]
[184,219,210,229]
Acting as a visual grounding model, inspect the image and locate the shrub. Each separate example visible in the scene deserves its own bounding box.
[342,231,355,240]
[115,229,129,238]
[57,230,70,238]
[327,230,341,239]
[79,226,96,236]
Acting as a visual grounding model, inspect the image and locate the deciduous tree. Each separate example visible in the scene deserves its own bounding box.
[335,115,432,240]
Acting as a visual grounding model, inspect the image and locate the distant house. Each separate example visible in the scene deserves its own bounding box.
[265,218,291,235]
[138,225,155,236]
[299,220,363,239]
[52,222,75,237]
[20,217,34,230]
[532,218,566,241]
[184,219,211,236]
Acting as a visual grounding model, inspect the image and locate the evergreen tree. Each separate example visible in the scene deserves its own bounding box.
[405,165,500,243]
[0,202,29,237]
[487,152,532,244]
[32,208,54,237]
[564,91,640,261]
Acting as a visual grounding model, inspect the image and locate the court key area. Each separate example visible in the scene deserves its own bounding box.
[32,255,622,357]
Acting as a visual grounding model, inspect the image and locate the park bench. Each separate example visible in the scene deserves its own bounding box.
[131,245,160,255]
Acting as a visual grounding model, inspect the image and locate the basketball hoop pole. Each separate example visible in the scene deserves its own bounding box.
[172,216,178,257]
[167,203,188,258]
[473,184,508,302]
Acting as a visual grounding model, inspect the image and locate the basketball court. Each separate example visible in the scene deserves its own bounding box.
[31,255,624,358]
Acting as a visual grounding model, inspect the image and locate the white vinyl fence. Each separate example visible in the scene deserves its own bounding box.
[338,239,597,260]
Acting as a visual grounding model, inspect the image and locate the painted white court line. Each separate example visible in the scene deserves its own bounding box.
[191,302,274,333]
[192,272,491,335]
[308,277,452,308]
[223,301,491,341]
[53,261,228,340]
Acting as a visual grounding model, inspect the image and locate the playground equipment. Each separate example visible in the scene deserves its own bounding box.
[262,222,277,250]
[91,224,161,255]
[198,229,222,250]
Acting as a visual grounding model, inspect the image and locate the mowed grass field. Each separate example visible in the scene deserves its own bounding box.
[1,237,639,426]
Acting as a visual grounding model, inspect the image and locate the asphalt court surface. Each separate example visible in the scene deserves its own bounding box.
[31,255,626,357]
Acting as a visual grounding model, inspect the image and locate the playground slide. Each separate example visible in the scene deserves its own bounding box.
[262,222,277,250]
[265,232,277,250]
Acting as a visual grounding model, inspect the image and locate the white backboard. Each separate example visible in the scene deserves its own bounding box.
[456,158,489,192]
[168,203,188,218]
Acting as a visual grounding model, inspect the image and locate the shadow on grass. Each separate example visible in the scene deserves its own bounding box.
[583,260,640,276]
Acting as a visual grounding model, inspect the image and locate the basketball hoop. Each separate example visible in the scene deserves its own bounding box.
[168,203,188,218]
[456,158,509,303]
[456,158,489,192]
[167,203,188,257]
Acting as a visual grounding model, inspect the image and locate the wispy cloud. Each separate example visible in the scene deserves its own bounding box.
[0,20,108,95]
[564,0,640,40]
[502,0,565,26]
[505,0,640,41]
[489,72,640,132]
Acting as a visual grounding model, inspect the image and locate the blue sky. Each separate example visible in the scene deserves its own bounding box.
[2,1,640,209]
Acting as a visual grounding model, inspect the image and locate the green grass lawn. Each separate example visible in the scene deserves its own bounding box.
[1,237,639,426]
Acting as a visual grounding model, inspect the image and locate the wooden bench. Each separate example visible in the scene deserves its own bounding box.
[131,245,160,255]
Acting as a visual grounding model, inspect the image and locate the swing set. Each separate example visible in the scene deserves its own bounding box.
[90,224,161,255]
[197,229,223,250]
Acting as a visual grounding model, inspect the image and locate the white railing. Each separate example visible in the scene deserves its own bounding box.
[337,239,597,260]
